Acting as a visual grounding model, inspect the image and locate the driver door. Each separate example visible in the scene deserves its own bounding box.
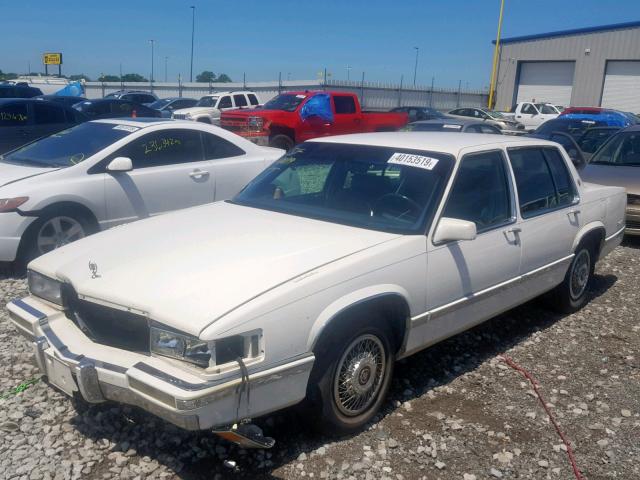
[418,149,522,348]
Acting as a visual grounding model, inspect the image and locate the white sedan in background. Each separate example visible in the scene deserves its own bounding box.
[0,119,283,264]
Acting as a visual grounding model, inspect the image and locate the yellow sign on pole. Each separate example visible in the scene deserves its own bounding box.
[43,53,63,65]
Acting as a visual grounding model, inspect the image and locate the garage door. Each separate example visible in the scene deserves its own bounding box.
[601,61,640,113]
[516,62,575,106]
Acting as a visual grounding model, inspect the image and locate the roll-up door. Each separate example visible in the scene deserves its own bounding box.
[601,61,640,113]
[516,62,575,106]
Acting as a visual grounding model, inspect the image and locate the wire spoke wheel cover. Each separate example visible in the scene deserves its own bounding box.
[333,334,386,417]
[569,249,591,300]
[37,216,86,255]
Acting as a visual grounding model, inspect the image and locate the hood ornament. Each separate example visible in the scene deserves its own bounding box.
[89,261,100,279]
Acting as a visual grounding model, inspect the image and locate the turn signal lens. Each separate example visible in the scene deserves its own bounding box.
[0,197,28,212]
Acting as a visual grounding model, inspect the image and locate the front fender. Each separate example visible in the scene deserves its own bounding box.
[306,284,412,352]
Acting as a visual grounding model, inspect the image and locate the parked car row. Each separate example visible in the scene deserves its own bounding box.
[7,130,626,444]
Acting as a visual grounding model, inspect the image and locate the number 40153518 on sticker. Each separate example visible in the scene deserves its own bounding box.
[387,152,439,170]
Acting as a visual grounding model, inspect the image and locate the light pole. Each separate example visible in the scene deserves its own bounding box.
[149,39,155,90]
[488,0,506,109]
[347,65,351,81]
[190,6,196,82]
[413,47,419,86]
[165,56,168,82]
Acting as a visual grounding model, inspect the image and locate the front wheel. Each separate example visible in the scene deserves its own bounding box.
[310,321,394,434]
[269,134,294,152]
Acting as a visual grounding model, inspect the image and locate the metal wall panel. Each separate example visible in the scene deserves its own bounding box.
[494,26,640,111]
[516,61,575,105]
[601,61,640,113]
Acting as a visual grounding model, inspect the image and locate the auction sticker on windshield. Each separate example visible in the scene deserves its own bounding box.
[388,152,439,170]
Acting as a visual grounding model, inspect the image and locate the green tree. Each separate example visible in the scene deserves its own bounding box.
[98,74,121,82]
[0,70,18,81]
[69,74,91,81]
[121,73,148,82]
[214,73,232,83]
[196,70,216,82]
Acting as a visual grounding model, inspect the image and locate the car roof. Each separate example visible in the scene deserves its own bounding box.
[92,118,178,127]
[201,91,256,96]
[309,132,558,156]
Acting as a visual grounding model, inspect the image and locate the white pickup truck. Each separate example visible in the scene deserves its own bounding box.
[172,91,260,125]
[10,133,625,444]
[502,102,560,131]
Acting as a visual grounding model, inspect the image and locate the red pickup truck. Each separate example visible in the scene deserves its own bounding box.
[220,91,408,150]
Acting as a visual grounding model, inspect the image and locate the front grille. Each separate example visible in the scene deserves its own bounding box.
[173,113,187,119]
[62,286,150,353]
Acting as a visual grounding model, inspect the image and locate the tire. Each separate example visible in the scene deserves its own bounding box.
[269,134,294,151]
[308,315,394,434]
[545,240,596,313]
[19,208,95,266]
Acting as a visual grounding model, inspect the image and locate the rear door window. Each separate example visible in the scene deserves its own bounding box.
[333,95,357,114]
[0,103,29,126]
[233,94,248,107]
[33,102,67,124]
[202,132,245,159]
[508,147,567,218]
[543,148,578,207]
[247,94,259,106]
[120,129,204,168]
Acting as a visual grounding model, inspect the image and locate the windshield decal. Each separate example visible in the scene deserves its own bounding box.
[113,125,139,132]
[388,152,439,170]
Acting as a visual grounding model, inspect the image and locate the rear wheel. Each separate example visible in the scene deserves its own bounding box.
[269,134,294,151]
[545,240,596,313]
[308,316,394,434]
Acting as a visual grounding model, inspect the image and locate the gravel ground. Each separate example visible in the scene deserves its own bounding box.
[1,239,638,480]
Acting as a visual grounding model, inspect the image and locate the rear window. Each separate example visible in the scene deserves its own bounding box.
[33,102,66,124]
[1,122,133,167]
[333,95,356,114]
[247,94,259,106]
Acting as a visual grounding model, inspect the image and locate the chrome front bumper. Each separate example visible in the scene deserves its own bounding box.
[626,205,640,236]
[8,298,314,431]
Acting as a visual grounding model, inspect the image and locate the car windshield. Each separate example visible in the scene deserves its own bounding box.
[149,99,172,109]
[405,123,463,132]
[589,131,640,166]
[486,110,505,119]
[262,94,307,112]
[196,96,218,107]
[535,104,557,114]
[232,142,454,234]
[0,122,132,168]
[535,119,604,137]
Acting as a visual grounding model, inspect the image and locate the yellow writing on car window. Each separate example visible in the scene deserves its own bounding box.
[0,112,27,122]
[143,138,182,155]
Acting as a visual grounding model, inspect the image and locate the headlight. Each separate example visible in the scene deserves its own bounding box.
[185,112,192,119]
[150,325,263,369]
[150,326,211,367]
[28,270,63,305]
[0,197,28,213]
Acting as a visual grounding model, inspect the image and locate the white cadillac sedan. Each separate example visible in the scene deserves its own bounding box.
[0,119,283,264]
[9,133,626,439]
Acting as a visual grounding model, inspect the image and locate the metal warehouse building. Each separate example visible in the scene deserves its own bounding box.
[493,21,640,112]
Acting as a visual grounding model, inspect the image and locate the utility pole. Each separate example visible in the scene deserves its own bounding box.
[413,47,419,86]
[347,65,351,81]
[190,6,196,82]
[488,0,506,109]
[165,56,168,82]
[149,39,155,91]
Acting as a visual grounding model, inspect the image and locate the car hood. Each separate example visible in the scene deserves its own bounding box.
[0,162,58,188]
[173,106,219,116]
[580,164,640,196]
[222,108,292,121]
[32,202,399,336]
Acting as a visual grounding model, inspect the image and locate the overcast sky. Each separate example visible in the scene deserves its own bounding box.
[3,0,640,88]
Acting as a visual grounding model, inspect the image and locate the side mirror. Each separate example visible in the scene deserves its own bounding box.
[433,217,477,243]
[106,156,133,172]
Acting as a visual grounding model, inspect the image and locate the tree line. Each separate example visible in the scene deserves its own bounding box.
[1,69,232,84]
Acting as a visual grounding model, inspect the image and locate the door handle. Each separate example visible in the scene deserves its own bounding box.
[189,169,209,179]
[567,208,581,217]
[504,227,522,245]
